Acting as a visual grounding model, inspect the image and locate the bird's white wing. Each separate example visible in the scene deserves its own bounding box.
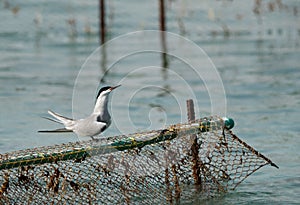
[72,117,108,137]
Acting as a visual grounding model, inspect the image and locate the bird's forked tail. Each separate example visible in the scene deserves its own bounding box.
[38,110,75,133]
[47,110,74,127]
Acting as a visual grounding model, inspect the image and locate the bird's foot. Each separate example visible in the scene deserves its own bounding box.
[91,136,100,142]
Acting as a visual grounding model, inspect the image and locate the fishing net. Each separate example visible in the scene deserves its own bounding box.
[0,116,278,204]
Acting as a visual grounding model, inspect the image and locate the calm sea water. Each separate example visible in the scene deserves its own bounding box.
[0,1,299,204]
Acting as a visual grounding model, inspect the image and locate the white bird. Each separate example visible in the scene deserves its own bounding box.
[39,85,121,140]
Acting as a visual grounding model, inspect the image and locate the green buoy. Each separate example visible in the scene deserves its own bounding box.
[223,117,235,129]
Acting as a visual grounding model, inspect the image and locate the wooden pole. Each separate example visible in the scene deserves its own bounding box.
[159,0,166,32]
[186,99,202,188]
[99,0,106,45]
[186,99,195,123]
[159,0,168,69]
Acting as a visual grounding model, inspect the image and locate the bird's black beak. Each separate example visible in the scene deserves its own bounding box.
[109,85,121,91]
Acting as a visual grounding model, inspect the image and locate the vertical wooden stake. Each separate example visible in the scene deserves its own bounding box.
[159,0,168,69]
[99,0,106,45]
[159,0,166,32]
[186,99,202,188]
[99,0,107,83]
[186,99,195,123]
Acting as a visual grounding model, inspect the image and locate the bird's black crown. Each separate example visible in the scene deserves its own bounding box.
[96,86,111,99]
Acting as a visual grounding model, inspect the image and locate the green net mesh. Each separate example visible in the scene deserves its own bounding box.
[0,116,278,204]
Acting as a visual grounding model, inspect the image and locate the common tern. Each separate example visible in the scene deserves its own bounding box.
[39,85,121,140]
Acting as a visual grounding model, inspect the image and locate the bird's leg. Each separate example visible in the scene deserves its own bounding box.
[91,136,99,142]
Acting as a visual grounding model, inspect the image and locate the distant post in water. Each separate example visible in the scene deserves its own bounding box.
[99,0,106,45]
[159,0,168,69]
[159,0,166,32]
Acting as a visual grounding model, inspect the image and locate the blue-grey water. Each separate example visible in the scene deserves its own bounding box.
[0,1,299,204]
